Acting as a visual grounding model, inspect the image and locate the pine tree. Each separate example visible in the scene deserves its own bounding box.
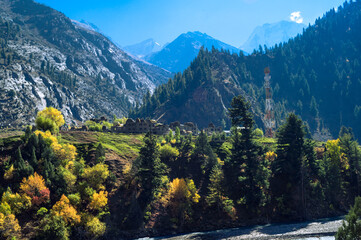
[175,127,181,143]
[225,95,270,212]
[29,146,38,170]
[95,143,105,163]
[339,132,361,201]
[176,134,193,177]
[14,147,25,170]
[24,125,32,142]
[206,165,236,218]
[192,131,217,174]
[336,196,361,240]
[135,132,168,212]
[271,113,306,217]
[14,147,34,180]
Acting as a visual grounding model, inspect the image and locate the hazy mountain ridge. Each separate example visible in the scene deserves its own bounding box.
[0,0,171,127]
[144,31,241,73]
[241,21,306,53]
[123,38,163,59]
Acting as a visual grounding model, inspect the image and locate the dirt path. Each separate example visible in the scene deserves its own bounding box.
[147,217,344,240]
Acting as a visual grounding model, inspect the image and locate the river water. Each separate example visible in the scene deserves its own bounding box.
[138,217,343,240]
[296,237,334,240]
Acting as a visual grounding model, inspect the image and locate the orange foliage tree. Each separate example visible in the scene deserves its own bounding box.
[88,191,108,211]
[20,173,50,206]
[51,195,81,226]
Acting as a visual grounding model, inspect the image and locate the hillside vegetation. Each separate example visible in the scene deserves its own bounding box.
[1,103,361,239]
[131,0,361,139]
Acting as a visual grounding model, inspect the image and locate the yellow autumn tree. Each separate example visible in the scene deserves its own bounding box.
[84,215,106,238]
[82,163,109,190]
[325,139,350,204]
[168,178,200,224]
[52,142,77,166]
[60,167,77,191]
[265,151,277,162]
[326,139,349,170]
[36,107,65,133]
[34,130,58,145]
[1,188,31,214]
[0,213,21,240]
[20,172,50,206]
[88,191,108,211]
[3,165,14,180]
[34,129,77,166]
[169,178,188,201]
[51,195,81,226]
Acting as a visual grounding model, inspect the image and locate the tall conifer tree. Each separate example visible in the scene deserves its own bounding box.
[225,95,270,212]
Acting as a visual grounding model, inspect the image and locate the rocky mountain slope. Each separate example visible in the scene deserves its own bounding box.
[241,21,305,53]
[0,0,172,127]
[131,1,361,139]
[144,31,241,73]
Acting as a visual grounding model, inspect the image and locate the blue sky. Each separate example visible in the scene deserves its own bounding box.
[35,0,346,47]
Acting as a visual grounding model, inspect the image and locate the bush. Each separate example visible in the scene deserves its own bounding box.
[159,144,179,162]
[67,193,81,206]
[37,207,48,217]
[336,196,361,239]
[82,163,109,190]
[254,128,264,138]
[37,215,69,240]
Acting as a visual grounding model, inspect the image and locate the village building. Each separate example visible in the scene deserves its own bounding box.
[169,121,199,135]
[69,118,200,136]
[204,123,223,135]
[90,116,108,123]
[110,118,170,135]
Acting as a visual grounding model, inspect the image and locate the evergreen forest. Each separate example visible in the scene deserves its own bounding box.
[131,0,361,140]
[1,100,361,239]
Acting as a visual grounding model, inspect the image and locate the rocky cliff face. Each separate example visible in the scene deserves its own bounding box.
[0,0,171,127]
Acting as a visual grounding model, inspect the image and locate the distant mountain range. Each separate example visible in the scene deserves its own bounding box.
[139,31,241,73]
[124,23,306,73]
[123,38,163,59]
[131,1,361,139]
[0,0,171,127]
[240,21,306,53]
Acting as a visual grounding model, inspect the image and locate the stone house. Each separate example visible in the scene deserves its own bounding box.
[90,116,108,123]
[153,123,170,135]
[169,121,199,135]
[204,123,223,135]
[110,118,170,135]
[183,122,198,134]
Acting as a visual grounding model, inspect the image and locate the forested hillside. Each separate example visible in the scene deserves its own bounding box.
[131,0,361,139]
[1,103,360,239]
